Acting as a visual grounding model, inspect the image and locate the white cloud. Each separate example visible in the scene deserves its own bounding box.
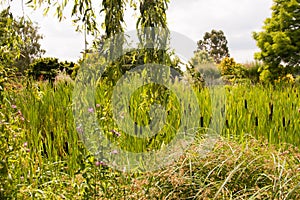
[6,0,273,63]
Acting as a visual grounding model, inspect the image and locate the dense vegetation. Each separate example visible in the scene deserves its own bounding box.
[0,0,300,199]
[1,80,300,199]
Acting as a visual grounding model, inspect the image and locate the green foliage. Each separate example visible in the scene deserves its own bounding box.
[0,7,45,74]
[295,75,300,86]
[218,57,245,84]
[13,18,45,73]
[25,0,98,35]
[0,76,300,198]
[26,57,79,81]
[243,61,262,83]
[253,0,300,79]
[0,99,28,198]
[189,50,214,66]
[0,7,22,68]
[0,8,19,100]
[259,69,273,83]
[197,29,230,64]
[187,50,219,88]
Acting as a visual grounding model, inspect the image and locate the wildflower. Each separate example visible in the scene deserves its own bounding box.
[96,104,101,108]
[18,110,25,121]
[111,130,121,137]
[23,142,28,147]
[111,150,118,154]
[88,107,94,113]
[95,161,106,166]
[76,126,83,134]
[11,105,17,109]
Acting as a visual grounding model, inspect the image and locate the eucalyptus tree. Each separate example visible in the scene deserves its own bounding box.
[197,30,230,64]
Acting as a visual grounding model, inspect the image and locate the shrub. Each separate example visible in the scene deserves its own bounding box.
[243,61,262,83]
[259,69,273,83]
[187,51,218,88]
[218,57,246,84]
[26,57,79,81]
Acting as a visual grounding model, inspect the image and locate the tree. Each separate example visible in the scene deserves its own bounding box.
[253,0,300,79]
[0,7,45,73]
[197,30,230,64]
[186,50,222,88]
[0,7,21,68]
[14,18,45,73]
[189,50,214,66]
[0,7,22,100]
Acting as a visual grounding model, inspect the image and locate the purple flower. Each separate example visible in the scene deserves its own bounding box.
[88,108,94,113]
[11,105,17,109]
[111,130,121,137]
[111,150,118,154]
[95,161,100,166]
[95,161,106,166]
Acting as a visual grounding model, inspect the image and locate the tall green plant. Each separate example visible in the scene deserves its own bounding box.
[253,0,300,80]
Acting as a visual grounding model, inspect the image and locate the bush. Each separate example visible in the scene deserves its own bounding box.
[243,61,262,83]
[26,57,79,81]
[218,57,245,83]
[187,51,219,88]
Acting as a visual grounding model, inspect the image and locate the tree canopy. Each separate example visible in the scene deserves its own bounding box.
[253,0,300,78]
[0,7,45,73]
[196,30,230,64]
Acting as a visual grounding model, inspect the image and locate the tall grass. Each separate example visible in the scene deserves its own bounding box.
[1,78,299,198]
[5,79,300,166]
[223,84,300,147]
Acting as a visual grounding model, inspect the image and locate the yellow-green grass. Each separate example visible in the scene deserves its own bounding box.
[1,79,299,199]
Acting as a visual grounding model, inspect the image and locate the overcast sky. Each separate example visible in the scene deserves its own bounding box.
[5,0,273,63]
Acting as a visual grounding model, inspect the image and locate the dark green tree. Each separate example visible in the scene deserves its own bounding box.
[253,0,300,79]
[197,29,230,64]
